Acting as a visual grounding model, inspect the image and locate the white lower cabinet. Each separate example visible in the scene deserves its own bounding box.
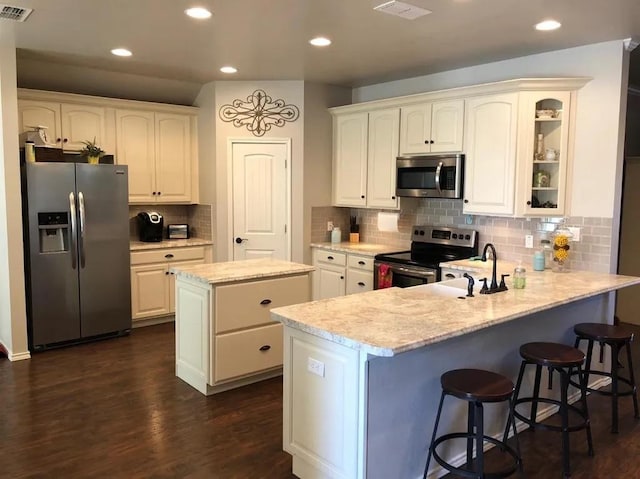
[175,273,311,395]
[130,245,212,322]
[312,248,374,300]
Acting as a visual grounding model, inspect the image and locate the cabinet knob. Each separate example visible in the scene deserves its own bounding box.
[152,192,157,195]
[260,299,272,305]
[361,195,365,199]
[165,271,169,275]
[63,138,68,143]
[259,345,271,352]
[340,276,344,280]
[157,192,161,195]
[464,199,469,204]
[358,281,365,287]
[391,196,396,200]
[430,140,434,144]
[424,140,429,144]
[56,138,62,143]
[526,201,532,206]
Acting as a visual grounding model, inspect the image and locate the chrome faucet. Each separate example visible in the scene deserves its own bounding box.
[480,243,507,294]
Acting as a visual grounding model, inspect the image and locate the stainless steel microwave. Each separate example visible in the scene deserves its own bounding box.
[396,154,464,198]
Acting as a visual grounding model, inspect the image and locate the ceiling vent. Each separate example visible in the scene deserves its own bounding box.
[0,5,33,22]
[373,1,431,20]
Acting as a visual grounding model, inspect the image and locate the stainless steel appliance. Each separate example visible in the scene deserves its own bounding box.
[374,225,478,289]
[167,224,189,239]
[137,211,163,242]
[396,154,464,198]
[21,162,131,350]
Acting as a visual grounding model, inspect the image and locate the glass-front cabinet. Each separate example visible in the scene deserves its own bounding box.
[517,91,572,216]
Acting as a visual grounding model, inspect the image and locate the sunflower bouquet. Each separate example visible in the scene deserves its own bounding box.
[552,226,573,272]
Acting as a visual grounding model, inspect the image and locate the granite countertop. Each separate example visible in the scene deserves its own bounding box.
[271,270,640,358]
[441,258,520,277]
[311,242,405,256]
[170,258,314,285]
[130,238,213,251]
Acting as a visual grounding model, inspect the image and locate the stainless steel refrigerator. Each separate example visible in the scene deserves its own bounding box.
[21,162,132,350]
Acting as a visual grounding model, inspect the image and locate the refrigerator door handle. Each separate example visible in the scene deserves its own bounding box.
[69,192,77,270]
[78,191,86,268]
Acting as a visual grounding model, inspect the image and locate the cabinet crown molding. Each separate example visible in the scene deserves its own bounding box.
[329,77,592,115]
[18,88,199,115]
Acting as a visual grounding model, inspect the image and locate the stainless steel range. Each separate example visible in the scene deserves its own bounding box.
[374,225,478,289]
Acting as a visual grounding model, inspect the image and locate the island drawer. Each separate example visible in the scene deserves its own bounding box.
[131,246,206,265]
[347,254,374,271]
[214,323,283,382]
[314,249,347,266]
[215,275,310,333]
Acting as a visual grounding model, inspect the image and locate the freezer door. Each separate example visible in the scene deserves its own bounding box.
[23,163,81,347]
[75,164,132,337]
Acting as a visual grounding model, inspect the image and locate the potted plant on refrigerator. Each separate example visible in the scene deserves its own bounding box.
[79,137,105,165]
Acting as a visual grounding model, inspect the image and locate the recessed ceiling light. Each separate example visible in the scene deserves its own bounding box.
[220,66,237,74]
[185,7,212,19]
[111,48,132,57]
[309,37,332,47]
[535,19,561,31]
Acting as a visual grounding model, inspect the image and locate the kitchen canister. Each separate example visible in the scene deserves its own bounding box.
[533,250,545,271]
[552,224,573,272]
[331,227,341,244]
[25,141,36,163]
[513,261,527,289]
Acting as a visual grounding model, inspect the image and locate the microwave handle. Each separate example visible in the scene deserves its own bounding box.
[434,161,443,196]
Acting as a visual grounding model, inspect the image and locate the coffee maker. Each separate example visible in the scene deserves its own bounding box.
[137,211,163,242]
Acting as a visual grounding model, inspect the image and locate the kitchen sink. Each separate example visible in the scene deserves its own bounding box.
[410,277,469,298]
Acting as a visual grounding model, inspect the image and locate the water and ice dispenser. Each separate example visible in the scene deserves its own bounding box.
[38,212,69,253]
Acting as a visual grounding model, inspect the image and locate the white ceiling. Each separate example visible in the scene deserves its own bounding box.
[6,0,640,105]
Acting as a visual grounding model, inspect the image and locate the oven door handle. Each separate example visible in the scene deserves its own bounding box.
[434,161,443,196]
[389,266,436,278]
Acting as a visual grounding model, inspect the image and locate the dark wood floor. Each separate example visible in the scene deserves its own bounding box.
[1,322,639,479]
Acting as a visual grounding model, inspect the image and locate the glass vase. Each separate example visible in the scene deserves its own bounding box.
[552,225,573,272]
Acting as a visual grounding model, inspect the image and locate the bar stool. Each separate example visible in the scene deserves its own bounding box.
[423,368,521,479]
[507,342,593,478]
[570,323,639,433]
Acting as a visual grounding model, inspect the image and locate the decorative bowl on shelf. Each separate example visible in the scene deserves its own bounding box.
[536,109,558,119]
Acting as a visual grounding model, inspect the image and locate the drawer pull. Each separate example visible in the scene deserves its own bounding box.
[260,299,272,305]
[445,273,456,279]
[358,281,365,287]
[327,255,334,260]
[358,260,365,265]
[259,345,271,352]
[165,253,174,259]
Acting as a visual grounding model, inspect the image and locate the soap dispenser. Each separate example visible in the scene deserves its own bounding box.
[331,226,342,244]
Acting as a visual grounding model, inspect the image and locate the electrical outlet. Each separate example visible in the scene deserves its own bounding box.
[307,357,325,377]
[327,221,334,232]
[525,234,534,248]
[567,226,581,242]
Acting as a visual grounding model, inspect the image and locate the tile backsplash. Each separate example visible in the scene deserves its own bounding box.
[312,199,613,273]
[129,204,212,240]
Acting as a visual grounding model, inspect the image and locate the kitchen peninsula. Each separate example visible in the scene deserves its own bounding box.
[172,258,313,395]
[271,269,640,479]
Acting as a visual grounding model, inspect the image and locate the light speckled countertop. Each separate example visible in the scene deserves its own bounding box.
[441,258,520,277]
[171,258,314,285]
[311,242,404,256]
[130,238,213,251]
[271,270,640,357]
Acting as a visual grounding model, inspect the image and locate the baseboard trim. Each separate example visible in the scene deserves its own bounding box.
[9,351,32,361]
[132,316,174,329]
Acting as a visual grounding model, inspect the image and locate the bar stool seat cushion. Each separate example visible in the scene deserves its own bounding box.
[574,323,634,343]
[520,342,585,368]
[441,369,514,403]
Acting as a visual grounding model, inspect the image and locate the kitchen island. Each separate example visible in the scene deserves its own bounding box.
[271,269,640,479]
[172,258,314,395]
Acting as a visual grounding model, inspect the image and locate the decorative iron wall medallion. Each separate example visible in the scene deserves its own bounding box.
[219,89,300,137]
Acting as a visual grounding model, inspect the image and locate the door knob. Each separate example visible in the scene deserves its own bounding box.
[235,237,248,244]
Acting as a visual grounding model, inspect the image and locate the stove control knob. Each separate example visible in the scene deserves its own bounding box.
[452,234,458,239]
[414,229,419,235]
[465,234,471,240]
[419,230,425,236]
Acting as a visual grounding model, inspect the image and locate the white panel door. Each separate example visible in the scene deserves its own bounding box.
[399,103,431,155]
[18,100,62,146]
[232,141,289,261]
[60,104,106,151]
[367,108,400,209]
[333,113,368,207]
[463,93,518,215]
[115,109,156,203]
[156,113,192,203]
[430,99,465,153]
[130,263,170,320]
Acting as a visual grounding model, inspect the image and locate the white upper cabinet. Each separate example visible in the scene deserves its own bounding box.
[463,93,519,216]
[367,108,400,209]
[515,91,573,217]
[116,110,193,204]
[18,100,107,152]
[333,113,369,207]
[399,99,464,155]
[333,109,399,209]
